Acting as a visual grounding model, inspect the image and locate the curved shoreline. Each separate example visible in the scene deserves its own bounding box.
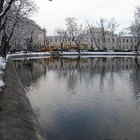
[0,60,45,140]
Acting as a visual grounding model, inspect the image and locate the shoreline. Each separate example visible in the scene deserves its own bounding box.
[7,51,140,60]
[0,60,45,140]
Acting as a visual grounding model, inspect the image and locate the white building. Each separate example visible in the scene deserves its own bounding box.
[10,18,46,50]
[118,29,138,51]
[48,28,118,51]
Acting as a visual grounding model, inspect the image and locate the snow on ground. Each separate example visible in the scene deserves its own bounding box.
[61,51,138,55]
[0,57,6,91]
[8,51,51,56]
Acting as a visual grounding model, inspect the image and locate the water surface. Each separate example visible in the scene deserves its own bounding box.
[14,57,140,140]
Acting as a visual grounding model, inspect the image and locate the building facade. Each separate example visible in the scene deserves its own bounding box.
[9,18,46,51]
[48,28,118,51]
[47,28,140,51]
[118,30,138,51]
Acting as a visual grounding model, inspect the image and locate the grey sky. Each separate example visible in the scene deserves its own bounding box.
[33,0,140,35]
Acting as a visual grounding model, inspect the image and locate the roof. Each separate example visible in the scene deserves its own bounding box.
[119,28,133,37]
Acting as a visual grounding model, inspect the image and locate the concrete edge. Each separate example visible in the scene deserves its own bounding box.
[0,60,45,140]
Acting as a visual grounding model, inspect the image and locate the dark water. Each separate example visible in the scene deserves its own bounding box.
[14,57,140,140]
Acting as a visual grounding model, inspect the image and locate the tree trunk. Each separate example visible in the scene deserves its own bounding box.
[75,40,80,53]
[1,35,9,59]
[136,41,140,53]
[60,42,63,53]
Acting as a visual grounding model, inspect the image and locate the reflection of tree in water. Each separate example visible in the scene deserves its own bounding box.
[48,57,121,94]
[90,58,99,78]
[67,75,77,94]
[46,57,137,94]
[53,57,82,94]
[58,57,113,94]
[66,57,80,94]
[14,59,46,88]
[14,57,140,99]
[99,58,107,91]
[130,57,140,109]
[23,59,33,73]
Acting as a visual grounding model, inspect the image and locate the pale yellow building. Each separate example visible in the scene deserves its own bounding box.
[117,28,139,51]
[48,28,118,51]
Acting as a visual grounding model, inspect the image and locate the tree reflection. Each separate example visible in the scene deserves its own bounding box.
[130,57,140,109]
[14,57,140,105]
[65,57,80,94]
[14,58,46,88]
[13,56,140,140]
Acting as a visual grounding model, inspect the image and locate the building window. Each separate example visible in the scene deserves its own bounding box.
[102,39,105,42]
[55,38,57,42]
[123,39,125,42]
[108,38,110,42]
[68,38,71,42]
[126,39,129,43]
[112,38,115,43]
[130,39,132,43]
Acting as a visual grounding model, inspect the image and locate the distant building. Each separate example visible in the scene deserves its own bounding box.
[48,28,118,51]
[9,18,46,51]
[33,28,46,48]
[117,28,138,51]
[86,28,118,50]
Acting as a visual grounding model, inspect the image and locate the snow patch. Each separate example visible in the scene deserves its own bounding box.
[0,57,6,92]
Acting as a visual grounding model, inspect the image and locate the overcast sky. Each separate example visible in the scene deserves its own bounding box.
[32,0,140,35]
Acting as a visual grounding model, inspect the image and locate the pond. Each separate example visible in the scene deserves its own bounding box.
[14,56,140,140]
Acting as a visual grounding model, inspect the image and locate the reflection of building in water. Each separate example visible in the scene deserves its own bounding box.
[14,59,46,87]
[14,57,140,105]
[14,57,140,93]
[46,57,140,96]
[14,57,140,83]
[46,57,139,74]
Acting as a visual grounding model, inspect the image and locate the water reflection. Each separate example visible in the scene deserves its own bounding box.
[14,57,140,140]
[129,57,140,109]
[14,59,47,87]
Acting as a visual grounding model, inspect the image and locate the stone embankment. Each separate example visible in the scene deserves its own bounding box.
[0,60,45,140]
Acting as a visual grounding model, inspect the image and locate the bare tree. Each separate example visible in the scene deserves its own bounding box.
[55,28,67,53]
[107,17,119,50]
[0,0,51,28]
[65,17,78,52]
[11,18,45,51]
[73,24,85,53]
[86,18,119,51]
[86,21,100,50]
[0,0,37,57]
[65,17,85,53]
[97,18,107,51]
[131,6,140,52]
[0,0,16,31]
